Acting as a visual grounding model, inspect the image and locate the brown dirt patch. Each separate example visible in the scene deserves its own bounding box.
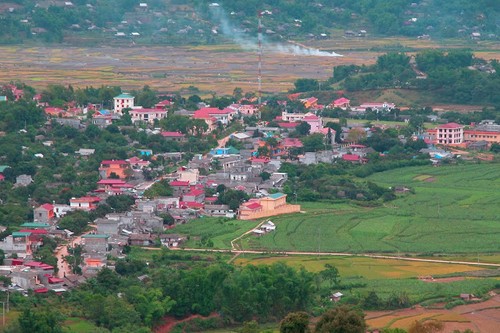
[366,294,500,332]
[424,177,436,182]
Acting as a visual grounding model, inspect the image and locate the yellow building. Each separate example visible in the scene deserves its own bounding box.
[238,193,301,220]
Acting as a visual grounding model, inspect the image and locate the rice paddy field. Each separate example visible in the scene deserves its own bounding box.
[244,163,500,255]
[1,34,499,97]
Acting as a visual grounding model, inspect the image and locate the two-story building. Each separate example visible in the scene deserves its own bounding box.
[129,108,167,124]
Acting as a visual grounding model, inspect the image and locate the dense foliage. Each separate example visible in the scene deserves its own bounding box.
[335,50,500,105]
[0,0,498,45]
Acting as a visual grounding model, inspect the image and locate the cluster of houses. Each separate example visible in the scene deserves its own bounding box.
[3,84,499,291]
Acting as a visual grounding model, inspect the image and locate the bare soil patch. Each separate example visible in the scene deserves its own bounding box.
[366,294,500,332]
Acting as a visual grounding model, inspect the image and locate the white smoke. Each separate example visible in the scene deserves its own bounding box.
[209,6,342,57]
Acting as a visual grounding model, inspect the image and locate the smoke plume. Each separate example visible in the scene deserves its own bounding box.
[209,6,342,57]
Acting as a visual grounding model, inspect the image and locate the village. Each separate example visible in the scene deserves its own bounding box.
[0,82,499,296]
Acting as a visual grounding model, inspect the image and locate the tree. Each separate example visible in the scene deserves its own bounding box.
[362,291,381,310]
[143,180,173,198]
[240,320,260,333]
[18,308,64,333]
[260,171,271,181]
[302,133,325,152]
[296,122,311,136]
[106,195,136,212]
[64,244,83,275]
[320,264,340,289]
[294,79,319,92]
[58,211,90,234]
[408,320,444,333]
[280,312,310,333]
[346,128,366,143]
[314,306,366,333]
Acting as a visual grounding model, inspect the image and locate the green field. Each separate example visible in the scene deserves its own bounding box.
[243,163,500,255]
[168,217,260,249]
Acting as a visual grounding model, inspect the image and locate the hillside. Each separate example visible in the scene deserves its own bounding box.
[0,0,498,46]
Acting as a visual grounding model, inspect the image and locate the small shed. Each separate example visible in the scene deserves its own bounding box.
[330,292,343,302]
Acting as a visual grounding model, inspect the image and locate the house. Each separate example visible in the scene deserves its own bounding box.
[178,168,199,184]
[238,193,301,220]
[356,102,396,113]
[75,148,95,156]
[82,234,109,253]
[436,123,464,145]
[33,204,55,223]
[114,93,135,114]
[127,156,150,169]
[159,234,186,248]
[331,97,350,109]
[183,189,205,203]
[128,234,154,247]
[99,160,130,179]
[204,204,232,217]
[330,292,343,302]
[260,220,276,232]
[303,113,323,133]
[15,174,33,187]
[161,131,186,142]
[96,179,134,193]
[155,99,172,109]
[193,107,237,126]
[130,108,167,124]
[300,97,318,109]
[70,196,101,211]
[341,154,366,163]
[170,180,191,197]
[0,232,32,257]
[209,146,240,157]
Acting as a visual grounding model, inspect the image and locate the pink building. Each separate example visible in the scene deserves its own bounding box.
[437,123,464,145]
[303,113,323,133]
[331,97,351,109]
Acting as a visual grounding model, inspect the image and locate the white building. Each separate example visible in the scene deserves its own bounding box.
[114,93,135,114]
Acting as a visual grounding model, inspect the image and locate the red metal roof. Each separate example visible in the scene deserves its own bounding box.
[169,180,190,187]
[278,122,299,128]
[342,154,361,161]
[100,160,128,165]
[161,131,185,137]
[334,97,350,104]
[97,179,127,185]
[244,202,262,210]
[70,196,101,203]
[39,203,54,211]
[48,277,65,284]
[184,189,204,197]
[179,201,204,209]
[34,288,49,293]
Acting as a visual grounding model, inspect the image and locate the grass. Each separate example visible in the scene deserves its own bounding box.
[63,317,100,332]
[244,163,500,255]
[168,217,260,249]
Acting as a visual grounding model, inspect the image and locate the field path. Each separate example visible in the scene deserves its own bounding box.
[173,247,500,268]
